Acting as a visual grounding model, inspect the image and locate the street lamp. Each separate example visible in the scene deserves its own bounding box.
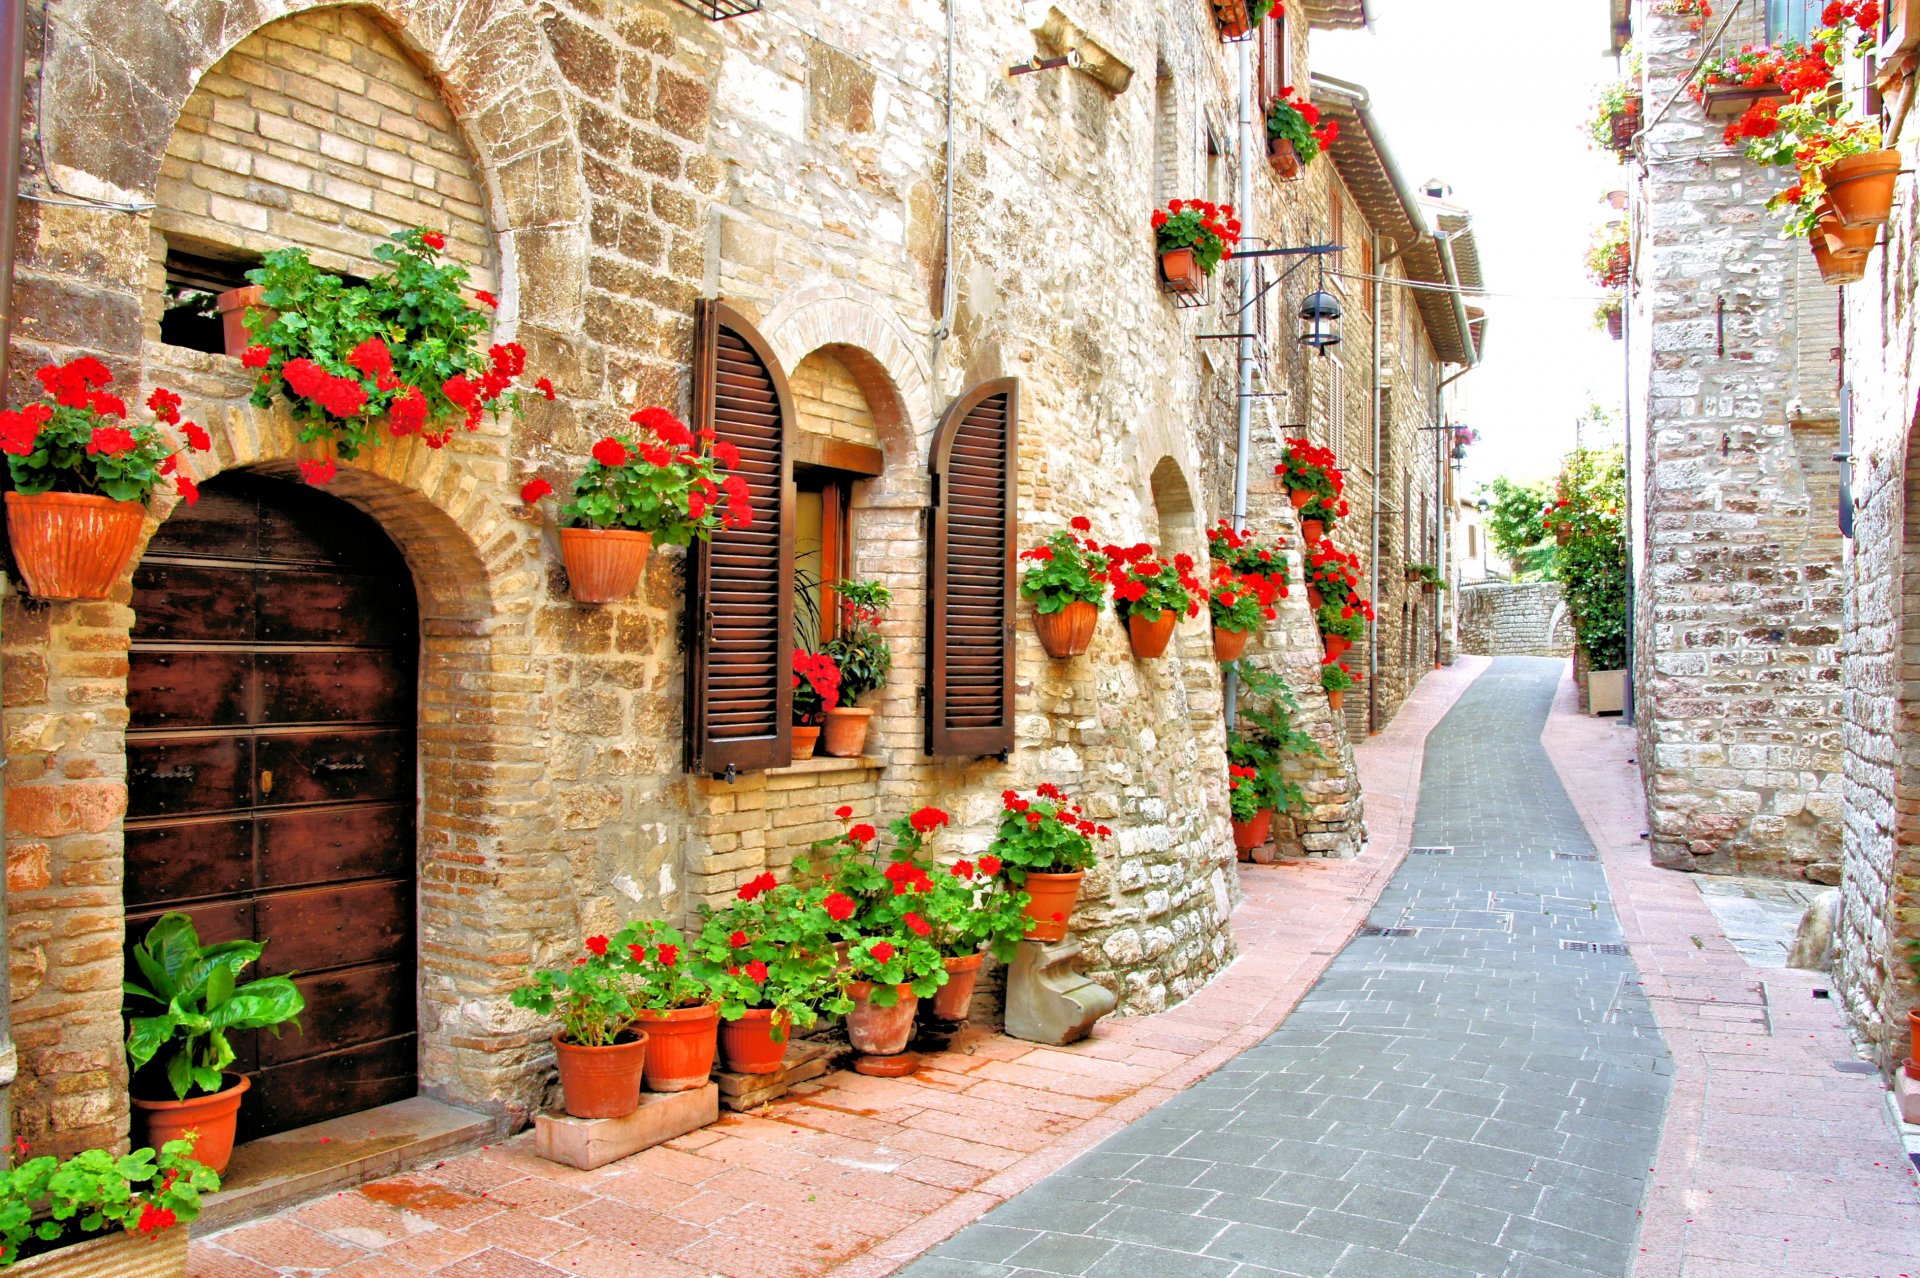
[1299,290,1343,352]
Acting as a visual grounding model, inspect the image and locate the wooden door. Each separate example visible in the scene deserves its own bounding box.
[125,472,419,1140]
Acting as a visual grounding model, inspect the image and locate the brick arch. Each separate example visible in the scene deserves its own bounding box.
[755,285,935,435]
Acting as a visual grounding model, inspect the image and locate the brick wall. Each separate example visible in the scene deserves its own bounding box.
[1456,582,1574,658]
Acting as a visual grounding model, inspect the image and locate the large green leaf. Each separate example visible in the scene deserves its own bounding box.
[125,1013,179,1071]
[209,977,305,1033]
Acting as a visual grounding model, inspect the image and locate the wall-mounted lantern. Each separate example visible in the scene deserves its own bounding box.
[1299,290,1343,352]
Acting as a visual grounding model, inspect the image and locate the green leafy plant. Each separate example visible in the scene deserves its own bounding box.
[1151,199,1241,277]
[123,913,305,1101]
[1020,518,1110,614]
[0,1138,219,1266]
[792,649,841,726]
[1479,476,1558,579]
[1406,563,1447,590]
[694,878,845,1034]
[508,936,642,1047]
[617,921,716,1011]
[1266,89,1338,165]
[1275,437,1342,501]
[1300,492,1349,528]
[1208,561,1276,634]
[1321,661,1359,694]
[797,809,955,1006]
[1225,662,1322,817]
[824,579,893,703]
[520,407,751,544]
[1315,601,1366,644]
[1104,542,1202,621]
[987,786,1111,883]
[1549,447,1629,670]
[0,358,210,504]
[244,228,542,474]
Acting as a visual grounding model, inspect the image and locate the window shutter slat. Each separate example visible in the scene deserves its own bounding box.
[927,378,1017,758]
[687,300,794,776]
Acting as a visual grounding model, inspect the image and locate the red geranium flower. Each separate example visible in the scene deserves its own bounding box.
[870,941,895,964]
[657,944,679,967]
[978,855,1002,876]
[746,960,769,983]
[824,892,855,921]
[421,230,446,250]
[585,935,609,957]
[835,805,854,819]
[521,477,553,504]
[592,437,628,468]
[909,807,951,834]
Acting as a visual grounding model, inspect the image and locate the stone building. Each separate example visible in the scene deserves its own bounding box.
[1619,0,1847,880]
[0,0,1480,1158]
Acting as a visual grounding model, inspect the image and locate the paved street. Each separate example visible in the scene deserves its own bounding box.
[900,658,1671,1278]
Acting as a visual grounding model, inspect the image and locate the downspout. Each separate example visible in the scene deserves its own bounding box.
[1225,33,1256,732]
[931,0,956,348]
[1431,228,1476,669]
[1367,236,1395,734]
[0,0,24,1146]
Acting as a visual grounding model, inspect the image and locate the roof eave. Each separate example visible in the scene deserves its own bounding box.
[1303,0,1370,31]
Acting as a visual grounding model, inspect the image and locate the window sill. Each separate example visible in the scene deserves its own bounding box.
[766,754,886,778]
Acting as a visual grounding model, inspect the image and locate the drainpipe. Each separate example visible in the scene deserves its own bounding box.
[1430,228,1475,669]
[1367,236,1395,734]
[1225,34,1256,732]
[0,0,24,1147]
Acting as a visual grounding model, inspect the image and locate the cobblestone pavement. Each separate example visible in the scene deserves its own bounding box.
[901,657,1672,1278]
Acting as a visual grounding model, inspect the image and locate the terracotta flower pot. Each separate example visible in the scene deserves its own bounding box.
[4,491,148,602]
[1231,808,1273,855]
[1034,599,1098,658]
[215,284,275,358]
[632,1004,720,1092]
[1213,626,1252,661]
[1818,212,1877,261]
[11,1227,187,1278]
[1160,248,1202,295]
[822,706,873,757]
[1323,634,1352,661]
[1605,309,1624,341]
[559,526,651,603]
[552,1031,648,1119]
[1328,688,1346,712]
[1809,232,1869,285]
[1269,137,1301,179]
[1289,488,1314,510]
[719,1009,791,1075]
[1022,870,1086,943]
[1301,518,1326,543]
[1907,1008,1920,1081]
[1306,586,1324,609]
[792,725,821,759]
[844,982,918,1056]
[132,1073,248,1175]
[931,952,984,1021]
[1127,610,1177,659]
[1823,149,1901,227]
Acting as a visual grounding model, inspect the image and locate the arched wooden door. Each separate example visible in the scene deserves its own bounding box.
[124,473,419,1140]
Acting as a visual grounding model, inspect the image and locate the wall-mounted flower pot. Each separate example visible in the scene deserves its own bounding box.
[1907,1008,1919,1080]
[1606,309,1624,341]
[1231,808,1273,855]
[1823,149,1901,228]
[1422,582,1437,595]
[1810,233,1869,285]
[719,1009,789,1075]
[552,1032,648,1119]
[4,491,148,601]
[931,952,984,1021]
[1211,0,1255,39]
[133,1073,248,1176]
[632,1004,720,1091]
[1268,137,1301,179]
[1300,518,1326,542]
[822,706,873,756]
[843,982,918,1056]
[215,284,275,358]
[1159,248,1203,295]
[1306,586,1324,609]
[1213,625,1252,662]
[1034,599,1098,657]
[13,1226,188,1278]
[1608,98,1642,153]
[1021,870,1086,943]
[559,526,651,603]
[1127,609,1176,658]
[1323,634,1352,661]
[1328,688,1346,712]
[1289,488,1314,510]
[1818,212,1877,261]
[792,725,821,759]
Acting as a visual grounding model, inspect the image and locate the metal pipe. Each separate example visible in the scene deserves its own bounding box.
[0,0,24,1149]
[932,0,956,344]
[1225,34,1256,733]
[1367,232,1382,733]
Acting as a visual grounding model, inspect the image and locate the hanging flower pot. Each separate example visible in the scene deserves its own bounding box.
[1268,137,1301,179]
[558,526,651,604]
[1307,586,1324,609]
[1323,633,1352,661]
[930,952,984,1021]
[1289,488,1315,510]
[1127,609,1177,659]
[1034,599,1098,658]
[1021,870,1086,943]
[215,285,276,359]
[822,706,873,757]
[792,724,822,759]
[1823,149,1901,228]
[1328,687,1347,712]
[551,1032,649,1119]
[1605,308,1624,341]
[1818,210,1877,260]
[4,491,148,602]
[843,982,918,1056]
[1231,808,1273,855]
[631,1004,720,1092]
[1301,518,1326,542]
[1213,626,1252,661]
[1159,248,1202,295]
[133,1074,249,1176]
[718,1009,790,1075]
[1809,232,1869,285]
[1907,1008,1920,1080]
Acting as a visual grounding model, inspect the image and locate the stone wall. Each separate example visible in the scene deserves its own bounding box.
[1626,0,1846,881]
[3,0,1465,1150]
[1456,582,1573,658]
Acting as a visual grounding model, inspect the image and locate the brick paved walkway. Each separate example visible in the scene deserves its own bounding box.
[183,665,1486,1278]
[901,657,1673,1278]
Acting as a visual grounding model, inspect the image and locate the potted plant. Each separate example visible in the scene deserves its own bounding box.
[0,1137,218,1275]
[1207,561,1275,662]
[509,935,649,1119]
[1226,665,1320,854]
[241,229,543,474]
[123,914,305,1175]
[1227,763,1274,856]
[1305,540,1362,613]
[1585,221,1631,291]
[1265,89,1338,178]
[1152,199,1240,295]
[619,921,721,1092]
[1595,294,1625,341]
[874,807,1031,1022]
[1020,516,1108,658]
[1211,0,1274,40]
[1406,562,1447,594]
[987,786,1111,943]
[520,406,751,604]
[694,874,843,1074]
[1207,519,1289,599]
[1,360,210,601]
[822,579,892,756]
[1315,600,1367,662]
[1321,659,1360,712]
[1275,437,1342,512]
[791,649,840,759]
[1589,77,1642,159]
[1105,542,1201,659]
[1298,492,1347,544]
[1659,0,1714,33]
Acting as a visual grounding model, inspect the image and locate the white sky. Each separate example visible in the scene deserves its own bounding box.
[1315,0,1628,492]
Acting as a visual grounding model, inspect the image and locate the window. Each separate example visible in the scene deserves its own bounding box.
[1468,525,1479,558]
[1154,65,1179,207]
[1357,236,1374,314]
[1767,0,1820,41]
[1329,186,1347,280]
[160,245,260,355]
[1257,12,1289,106]
[794,475,850,653]
[1206,124,1228,209]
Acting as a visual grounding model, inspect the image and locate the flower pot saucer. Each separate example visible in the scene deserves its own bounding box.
[851,1051,919,1077]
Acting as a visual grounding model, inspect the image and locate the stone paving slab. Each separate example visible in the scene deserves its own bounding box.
[902,658,1671,1278]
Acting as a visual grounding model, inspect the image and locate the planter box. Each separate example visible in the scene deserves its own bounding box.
[15,1228,187,1278]
[1700,82,1780,119]
[1588,669,1626,716]
[533,1083,718,1170]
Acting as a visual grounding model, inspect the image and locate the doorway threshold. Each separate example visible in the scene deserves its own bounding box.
[197,1096,497,1231]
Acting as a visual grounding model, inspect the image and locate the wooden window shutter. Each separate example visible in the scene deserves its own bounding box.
[687,300,795,776]
[927,378,1018,758]
[1258,14,1287,105]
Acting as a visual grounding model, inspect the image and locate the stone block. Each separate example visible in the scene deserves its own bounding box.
[715,1040,839,1112]
[532,1084,719,1170]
